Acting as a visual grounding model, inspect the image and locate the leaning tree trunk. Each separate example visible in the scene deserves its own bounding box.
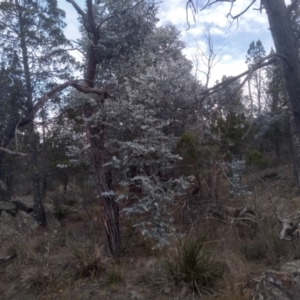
[263,0,300,181]
[88,124,122,256]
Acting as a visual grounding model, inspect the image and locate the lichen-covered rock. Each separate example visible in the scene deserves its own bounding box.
[0,211,15,234]
[45,209,61,230]
[0,201,17,216]
[281,260,300,276]
[13,197,33,211]
[15,210,39,233]
[250,270,300,300]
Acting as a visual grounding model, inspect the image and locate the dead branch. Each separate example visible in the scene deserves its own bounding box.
[273,210,300,240]
[206,203,258,229]
[0,147,27,157]
[0,254,16,265]
[227,0,256,21]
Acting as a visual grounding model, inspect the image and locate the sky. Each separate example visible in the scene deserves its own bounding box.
[57,0,276,86]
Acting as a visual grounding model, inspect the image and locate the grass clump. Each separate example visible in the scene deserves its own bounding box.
[163,236,221,293]
[71,244,111,279]
[54,205,71,220]
[20,262,56,292]
[106,265,123,285]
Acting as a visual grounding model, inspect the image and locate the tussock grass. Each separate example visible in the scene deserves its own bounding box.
[163,236,222,294]
[71,243,111,279]
[106,264,123,285]
[20,262,56,292]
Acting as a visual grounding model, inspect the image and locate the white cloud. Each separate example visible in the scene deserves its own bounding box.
[157,0,274,84]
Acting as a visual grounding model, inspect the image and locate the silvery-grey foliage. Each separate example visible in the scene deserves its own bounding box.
[64,4,198,246]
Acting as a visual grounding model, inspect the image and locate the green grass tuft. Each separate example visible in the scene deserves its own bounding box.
[163,236,221,293]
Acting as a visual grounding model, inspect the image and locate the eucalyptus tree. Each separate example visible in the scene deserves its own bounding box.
[65,0,158,256]
[100,26,197,247]
[0,0,73,224]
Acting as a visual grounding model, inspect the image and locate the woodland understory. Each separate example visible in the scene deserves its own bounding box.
[1,0,300,299]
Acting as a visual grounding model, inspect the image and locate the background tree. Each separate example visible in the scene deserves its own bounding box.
[0,0,74,224]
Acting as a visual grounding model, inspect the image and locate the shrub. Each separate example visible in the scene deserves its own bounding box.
[54,205,70,220]
[163,236,221,292]
[246,150,268,169]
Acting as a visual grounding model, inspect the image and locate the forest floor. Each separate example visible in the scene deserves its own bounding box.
[1,164,300,300]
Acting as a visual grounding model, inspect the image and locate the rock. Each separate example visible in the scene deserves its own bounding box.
[281,260,300,276]
[12,200,33,213]
[0,211,16,234]
[0,201,17,216]
[130,291,144,300]
[250,269,300,300]
[14,197,33,208]
[15,211,39,233]
[45,209,61,230]
[44,203,55,214]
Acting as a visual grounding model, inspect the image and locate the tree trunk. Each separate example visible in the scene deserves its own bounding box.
[88,125,122,256]
[263,0,300,181]
[66,0,122,256]
[28,122,46,226]
[18,5,46,225]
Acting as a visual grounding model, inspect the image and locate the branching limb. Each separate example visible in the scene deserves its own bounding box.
[227,0,256,21]
[0,147,27,157]
[181,52,289,109]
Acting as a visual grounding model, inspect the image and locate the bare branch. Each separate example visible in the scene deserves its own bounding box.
[71,82,113,98]
[0,147,27,157]
[182,52,290,109]
[32,80,79,115]
[227,0,256,21]
[65,0,85,19]
[186,0,197,30]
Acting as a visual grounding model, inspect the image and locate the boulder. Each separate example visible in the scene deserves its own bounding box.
[12,200,33,213]
[12,198,33,212]
[250,269,300,300]
[0,211,16,234]
[15,210,39,233]
[281,260,300,276]
[0,201,17,216]
[45,209,61,230]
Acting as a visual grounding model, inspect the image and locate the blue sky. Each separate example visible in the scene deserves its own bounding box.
[57,0,277,85]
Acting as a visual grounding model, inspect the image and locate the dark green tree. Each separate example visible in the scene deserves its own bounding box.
[0,0,73,224]
[246,40,266,115]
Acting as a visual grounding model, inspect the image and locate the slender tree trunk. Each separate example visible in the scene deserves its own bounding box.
[263,0,300,181]
[28,122,46,225]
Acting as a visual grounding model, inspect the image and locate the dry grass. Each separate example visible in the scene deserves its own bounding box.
[70,243,111,279]
[2,167,300,299]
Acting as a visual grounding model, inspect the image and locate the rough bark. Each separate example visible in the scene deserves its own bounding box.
[88,124,122,256]
[262,0,300,180]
